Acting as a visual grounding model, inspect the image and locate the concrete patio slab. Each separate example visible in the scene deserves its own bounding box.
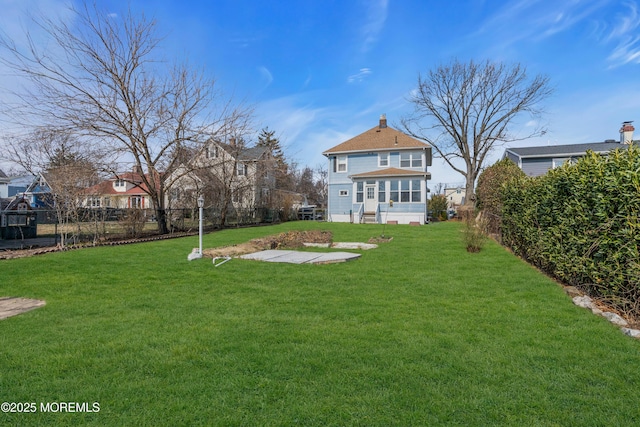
[0,297,46,320]
[239,249,361,264]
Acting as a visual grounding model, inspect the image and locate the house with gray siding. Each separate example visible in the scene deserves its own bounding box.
[323,115,432,224]
[503,121,635,177]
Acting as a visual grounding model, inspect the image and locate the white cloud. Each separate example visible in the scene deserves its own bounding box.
[359,0,388,53]
[347,68,372,83]
[257,66,273,89]
[604,1,640,66]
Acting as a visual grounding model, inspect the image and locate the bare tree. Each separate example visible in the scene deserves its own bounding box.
[3,128,102,245]
[402,59,552,206]
[0,3,251,233]
[313,163,328,207]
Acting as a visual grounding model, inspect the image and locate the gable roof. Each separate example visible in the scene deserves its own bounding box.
[236,145,270,161]
[323,124,429,155]
[84,179,151,196]
[505,141,630,159]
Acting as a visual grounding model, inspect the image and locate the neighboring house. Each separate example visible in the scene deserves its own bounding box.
[22,173,54,208]
[503,121,635,177]
[0,197,37,239]
[443,185,466,211]
[83,168,155,209]
[195,139,275,210]
[323,115,432,224]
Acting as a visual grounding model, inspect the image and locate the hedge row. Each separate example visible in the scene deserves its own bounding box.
[500,146,640,316]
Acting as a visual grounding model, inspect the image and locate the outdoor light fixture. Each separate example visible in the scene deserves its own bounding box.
[188,194,205,261]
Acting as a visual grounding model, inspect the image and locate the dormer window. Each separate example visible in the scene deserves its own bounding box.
[114,179,126,188]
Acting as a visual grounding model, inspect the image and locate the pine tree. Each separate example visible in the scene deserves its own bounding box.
[257,127,290,190]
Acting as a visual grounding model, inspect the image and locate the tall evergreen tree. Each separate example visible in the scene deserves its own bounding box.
[257,127,290,190]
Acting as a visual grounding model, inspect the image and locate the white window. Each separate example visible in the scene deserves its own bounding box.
[552,158,572,168]
[391,179,421,203]
[206,145,218,159]
[400,152,423,168]
[114,179,126,188]
[379,153,389,167]
[87,196,101,208]
[339,190,349,197]
[236,163,247,176]
[337,156,347,173]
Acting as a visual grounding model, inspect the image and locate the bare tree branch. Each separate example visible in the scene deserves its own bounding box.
[401,59,553,206]
[0,2,252,233]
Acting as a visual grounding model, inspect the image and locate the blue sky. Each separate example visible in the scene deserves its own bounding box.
[2,0,640,185]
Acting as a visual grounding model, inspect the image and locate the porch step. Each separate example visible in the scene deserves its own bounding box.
[362,212,377,224]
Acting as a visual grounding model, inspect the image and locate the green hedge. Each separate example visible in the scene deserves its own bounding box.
[476,158,525,236]
[501,146,640,315]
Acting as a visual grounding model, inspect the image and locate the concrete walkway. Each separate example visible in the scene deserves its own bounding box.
[0,297,46,320]
[240,249,361,264]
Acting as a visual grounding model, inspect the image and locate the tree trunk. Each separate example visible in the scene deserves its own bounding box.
[155,207,169,234]
[464,177,476,208]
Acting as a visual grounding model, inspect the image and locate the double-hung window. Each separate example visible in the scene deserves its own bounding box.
[206,145,218,159]
[236,163,247,176]
[337,155,347,173]
[378,153,389,167]
[400,152,423,168]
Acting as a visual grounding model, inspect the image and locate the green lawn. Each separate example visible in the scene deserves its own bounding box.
[1,221,639,426]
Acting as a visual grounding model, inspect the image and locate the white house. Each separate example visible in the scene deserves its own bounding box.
[83,168,155,209]
[323,115,432,224]
[443,185,466,211]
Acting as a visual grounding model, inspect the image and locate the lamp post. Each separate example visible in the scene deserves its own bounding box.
[197,194,205,257]
[189,194,205,260]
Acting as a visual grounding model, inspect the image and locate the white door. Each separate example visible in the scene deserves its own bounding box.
[364,184,376,212]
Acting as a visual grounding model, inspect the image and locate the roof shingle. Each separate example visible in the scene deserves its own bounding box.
[323,125,429,154]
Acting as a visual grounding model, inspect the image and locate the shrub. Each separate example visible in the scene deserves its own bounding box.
[476,158,525,237]
[501,146,640,317]
[430,194,448,221]
[464,215,488,253]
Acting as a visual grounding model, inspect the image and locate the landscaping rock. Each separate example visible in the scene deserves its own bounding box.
[573,295,596,310]
[621,328,640,338]
[602,312,628,327]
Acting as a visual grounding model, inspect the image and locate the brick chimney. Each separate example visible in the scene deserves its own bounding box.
[620,121,634,144]
[379,114,387,129]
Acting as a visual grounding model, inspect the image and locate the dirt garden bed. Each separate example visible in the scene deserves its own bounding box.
[203,230,333,258]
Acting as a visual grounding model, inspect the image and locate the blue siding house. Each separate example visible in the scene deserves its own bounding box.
[323,115,432,224]
[504,121,635,177]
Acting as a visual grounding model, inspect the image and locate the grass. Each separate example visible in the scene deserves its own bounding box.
[1,221,640,425]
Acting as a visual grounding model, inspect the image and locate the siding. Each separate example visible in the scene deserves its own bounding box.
[522,158,553,177]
